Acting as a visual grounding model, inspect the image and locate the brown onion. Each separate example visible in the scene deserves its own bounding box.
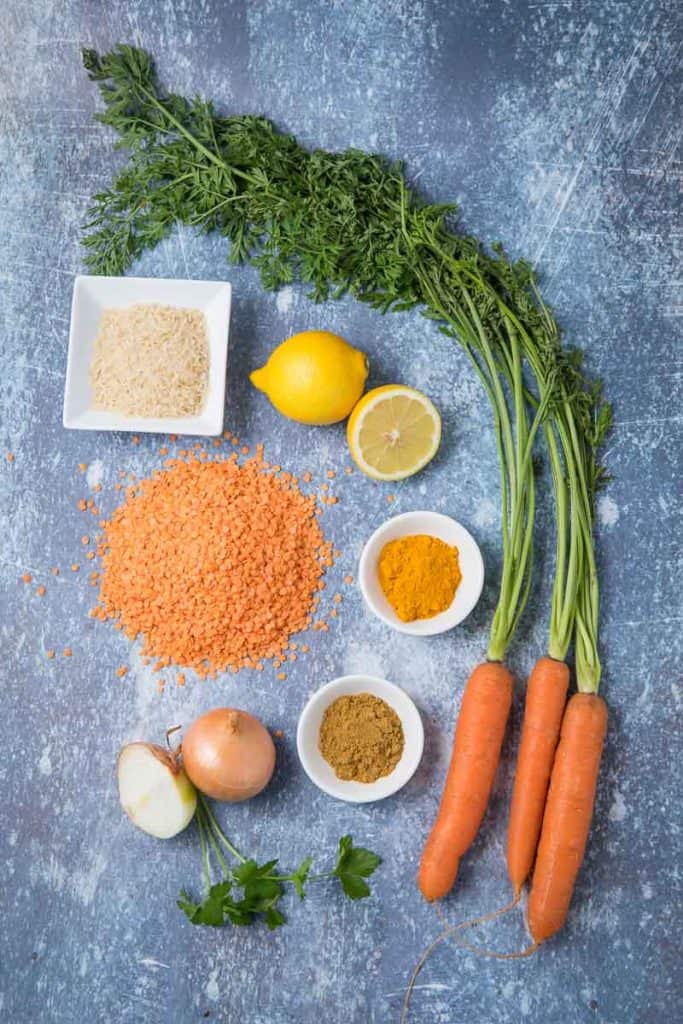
[181,708,276,801]
[117,742,197,838]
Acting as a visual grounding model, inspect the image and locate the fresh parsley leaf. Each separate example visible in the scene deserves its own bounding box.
[177,880,233,926]
[231,858,283,915]
[264,907,286,930]
[241,876,283,912]
[232,858,279,887]
[337,873,372,901]
[333,835,381,901]
[178,878,278,928]
[177,889,200,919]
[291,856,313,900]
[220,895,256,928]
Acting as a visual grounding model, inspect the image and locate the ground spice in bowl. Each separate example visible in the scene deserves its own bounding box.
[377,534,461,622]
[319,693,405,782]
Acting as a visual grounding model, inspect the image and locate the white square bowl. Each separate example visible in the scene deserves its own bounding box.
[63,275,232,436]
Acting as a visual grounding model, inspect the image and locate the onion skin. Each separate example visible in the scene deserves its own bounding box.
[181,708,276,802]
[132,742,181,773]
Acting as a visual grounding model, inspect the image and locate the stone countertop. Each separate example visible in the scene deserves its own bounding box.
[1,2,681,1022]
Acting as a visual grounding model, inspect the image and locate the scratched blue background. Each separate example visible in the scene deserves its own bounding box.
[1,2,681,1022]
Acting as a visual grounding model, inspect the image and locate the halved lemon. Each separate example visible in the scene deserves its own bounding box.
[347,385,441,481]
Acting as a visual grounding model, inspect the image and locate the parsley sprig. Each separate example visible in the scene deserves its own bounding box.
[178,795,380,929]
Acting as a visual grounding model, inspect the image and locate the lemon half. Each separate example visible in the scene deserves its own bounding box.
[347,385,441,481]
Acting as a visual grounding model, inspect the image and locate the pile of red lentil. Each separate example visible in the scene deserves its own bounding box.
[89,444,338,678]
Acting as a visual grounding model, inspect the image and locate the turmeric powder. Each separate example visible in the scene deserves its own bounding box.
[378,534,461,622]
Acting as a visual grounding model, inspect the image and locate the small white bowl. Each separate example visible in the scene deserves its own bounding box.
[63,275,232,436]
[358,510,484,636]
[296,674,424,803]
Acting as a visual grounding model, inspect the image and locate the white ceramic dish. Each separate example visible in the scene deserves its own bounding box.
[63,275,232,436]
[358,510,484,636]
[296,674,424,803]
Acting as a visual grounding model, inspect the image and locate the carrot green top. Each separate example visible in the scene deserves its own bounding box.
[491,285,612,691]
[81,45,611,676]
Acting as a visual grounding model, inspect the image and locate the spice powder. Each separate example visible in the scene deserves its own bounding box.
[319,693,404,782]
[378,534,461,622]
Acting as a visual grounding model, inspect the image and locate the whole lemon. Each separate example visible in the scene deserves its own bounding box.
[250,330,369,425]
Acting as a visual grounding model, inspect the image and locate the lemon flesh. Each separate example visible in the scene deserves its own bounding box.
[347,385,441,481]
[250,330,368,425]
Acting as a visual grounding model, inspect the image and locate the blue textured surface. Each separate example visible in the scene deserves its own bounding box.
[1,2,681,1022]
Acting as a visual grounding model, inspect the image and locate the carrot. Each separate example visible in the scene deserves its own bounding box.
[506,656,569,895]
[418,662,513,901]
[527,693,607,943]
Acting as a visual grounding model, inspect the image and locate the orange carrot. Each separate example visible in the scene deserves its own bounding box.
[506,656,569,895]
[527,693,607,943]
[418,661,513,901]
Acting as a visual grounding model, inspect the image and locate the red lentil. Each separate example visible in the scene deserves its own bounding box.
[95,451,334,676]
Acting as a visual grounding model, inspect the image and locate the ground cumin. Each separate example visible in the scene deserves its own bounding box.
[319,693,404,782]
[378,534,461,622]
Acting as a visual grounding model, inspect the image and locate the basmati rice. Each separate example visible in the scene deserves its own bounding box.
[89,303,209,418]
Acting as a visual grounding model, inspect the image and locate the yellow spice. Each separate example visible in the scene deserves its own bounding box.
[378,534,461,622]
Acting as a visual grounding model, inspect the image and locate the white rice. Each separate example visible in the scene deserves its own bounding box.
[89,303,209,418]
